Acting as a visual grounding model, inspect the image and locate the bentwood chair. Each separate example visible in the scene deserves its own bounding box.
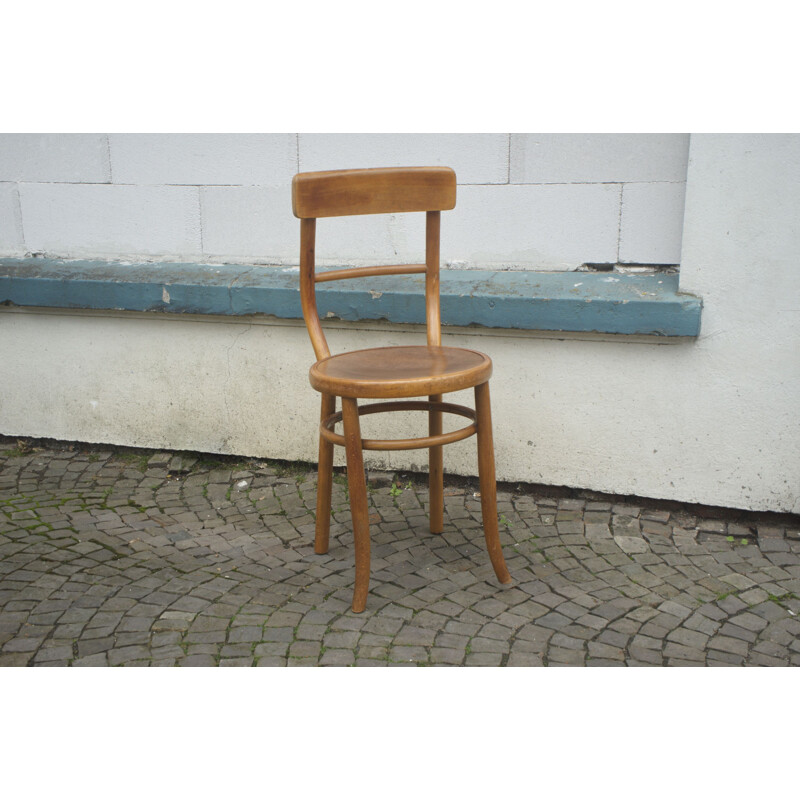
[291,166,512,613]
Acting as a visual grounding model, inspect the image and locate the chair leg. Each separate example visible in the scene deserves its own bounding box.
[314,394,336,554]
[341,397,371,613]
[428,393,444,534]
[474,382,512,585]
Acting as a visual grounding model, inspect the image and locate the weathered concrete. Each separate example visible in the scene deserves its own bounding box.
[1,438,798,667]
[0,258,702,336]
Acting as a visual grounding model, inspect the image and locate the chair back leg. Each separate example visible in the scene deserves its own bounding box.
[474,382,513,585]
[428,393,444,533]
[341,397,371,612]
[315,393,336,554]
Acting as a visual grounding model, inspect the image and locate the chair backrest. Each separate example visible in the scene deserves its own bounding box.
[291,166,457,361]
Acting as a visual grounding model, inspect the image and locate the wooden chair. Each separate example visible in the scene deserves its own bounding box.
[291,166,512,613]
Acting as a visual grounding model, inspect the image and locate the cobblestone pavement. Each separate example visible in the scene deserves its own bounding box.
[1,438,799,667]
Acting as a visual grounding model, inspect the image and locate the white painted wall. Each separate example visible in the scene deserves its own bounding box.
[1,134,798,513]
[0,133,688,268]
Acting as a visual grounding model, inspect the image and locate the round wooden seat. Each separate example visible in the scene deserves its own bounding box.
[309,345,492,398]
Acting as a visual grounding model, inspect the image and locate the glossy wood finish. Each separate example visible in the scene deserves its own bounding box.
[429,392,444,534]
[292,167,456,219]
[299,218,329,360]
[320,400,477,451]
[292,166,511,612]
[425,211,444,534]
[296,175,449,361]
[425,211,442,347]
[309,345,492,399]
[342,397,370,613]
[314,393,336,554]
[315,264,426,283]
[475,382,512,586]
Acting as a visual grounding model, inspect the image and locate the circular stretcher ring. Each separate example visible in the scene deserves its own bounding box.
[320,400,477,451]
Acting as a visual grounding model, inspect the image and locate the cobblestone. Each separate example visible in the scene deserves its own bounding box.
[1,438,798,667]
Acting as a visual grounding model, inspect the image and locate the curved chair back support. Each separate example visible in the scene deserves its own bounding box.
[292,166,456,360]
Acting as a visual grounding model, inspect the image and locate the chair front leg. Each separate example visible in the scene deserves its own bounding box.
[428,393,444,534]
[314,393,336,554]
[474,382,512,585]
[341,397,371,613]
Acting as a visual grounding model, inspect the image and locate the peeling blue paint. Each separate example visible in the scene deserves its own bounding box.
[0,258,702,337]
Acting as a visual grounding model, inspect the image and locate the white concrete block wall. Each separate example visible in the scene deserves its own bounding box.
[619,182,687,264]
[200,186,297,262]
[313,213,425,267]
[0,133,688,268]
[0,133,110,183]
[447,184,620,269]
[109,134,297,186]
[509,134,689,183]
[19,184,202,258]
[0,183,24,254]
[509,134,689,266]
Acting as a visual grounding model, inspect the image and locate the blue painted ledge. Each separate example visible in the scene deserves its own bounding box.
[0,258,702,337]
